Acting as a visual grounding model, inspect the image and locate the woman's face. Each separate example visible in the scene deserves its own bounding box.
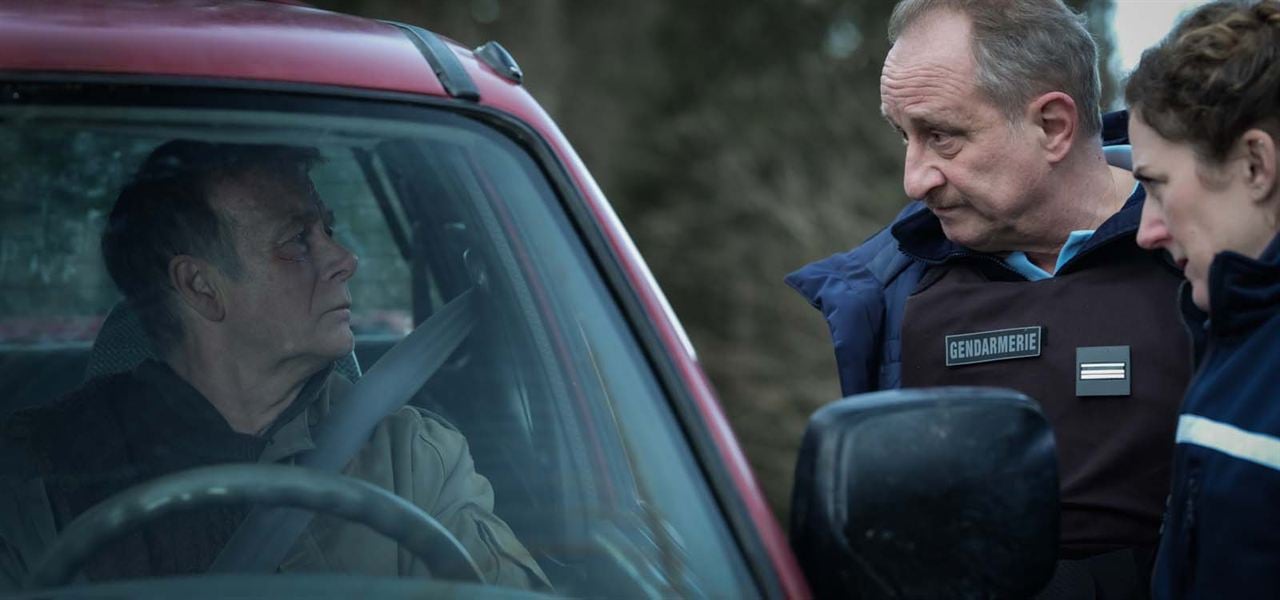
[1131,113,1278,311]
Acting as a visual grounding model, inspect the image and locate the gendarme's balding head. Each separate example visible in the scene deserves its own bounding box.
[880,0,1104,254]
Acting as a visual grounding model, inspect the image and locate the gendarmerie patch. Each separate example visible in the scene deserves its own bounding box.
[945,326,1042,367]
[1077,345,1131,397]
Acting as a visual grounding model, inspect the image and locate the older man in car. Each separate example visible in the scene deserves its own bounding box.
[0,141,548,589]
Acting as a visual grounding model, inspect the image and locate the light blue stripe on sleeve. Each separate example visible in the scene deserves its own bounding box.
[1177,414,1280,473]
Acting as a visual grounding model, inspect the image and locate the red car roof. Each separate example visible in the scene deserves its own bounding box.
[0,0,450,96]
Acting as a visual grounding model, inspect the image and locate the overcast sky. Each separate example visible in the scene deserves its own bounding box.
[1112,1,1211,74]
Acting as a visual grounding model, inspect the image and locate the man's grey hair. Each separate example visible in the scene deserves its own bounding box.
[888,0,1103,137]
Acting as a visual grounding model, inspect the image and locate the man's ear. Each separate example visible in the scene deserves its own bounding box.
[1238,128,1279,206]
[1026,91,1078,164]
[168,255,225,322]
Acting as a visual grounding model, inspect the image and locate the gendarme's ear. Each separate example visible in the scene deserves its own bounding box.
[168,254,225,322]
[1026,91,1078,164]
[1239,128,1279,205]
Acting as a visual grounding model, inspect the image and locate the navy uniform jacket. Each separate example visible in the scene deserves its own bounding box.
[1152,234,1280,599]
[784,111,1137,397]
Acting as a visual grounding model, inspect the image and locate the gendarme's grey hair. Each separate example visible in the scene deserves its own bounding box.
[888,0,1103,137]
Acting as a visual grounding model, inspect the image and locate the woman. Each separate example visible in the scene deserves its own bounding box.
[1126,1,1280,597]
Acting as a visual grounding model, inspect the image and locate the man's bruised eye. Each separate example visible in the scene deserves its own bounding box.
[279,228,310,258]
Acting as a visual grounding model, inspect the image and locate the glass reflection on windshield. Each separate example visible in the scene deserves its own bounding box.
[0,102,755,598]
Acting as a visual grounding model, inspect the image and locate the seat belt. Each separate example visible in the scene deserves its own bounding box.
[208,288,479,574]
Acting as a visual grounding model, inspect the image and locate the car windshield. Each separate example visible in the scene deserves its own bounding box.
[0,89,756,598]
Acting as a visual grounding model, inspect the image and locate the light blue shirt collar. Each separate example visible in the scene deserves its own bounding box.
[1004,230,1096,281]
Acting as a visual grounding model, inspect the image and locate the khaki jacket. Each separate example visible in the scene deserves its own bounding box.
[0,372,549,592]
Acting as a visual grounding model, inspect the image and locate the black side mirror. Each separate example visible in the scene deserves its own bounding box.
[790,387,1059,599]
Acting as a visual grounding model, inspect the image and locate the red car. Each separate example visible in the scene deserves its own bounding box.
[0,1,1059,598]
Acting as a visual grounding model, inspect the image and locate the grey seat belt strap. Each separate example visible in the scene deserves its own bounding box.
[208,288,479,574]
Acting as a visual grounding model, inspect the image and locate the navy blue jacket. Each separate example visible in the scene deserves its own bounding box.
[783,201,927,396]
[784,111,1139,397]
[1152,233,1280,599]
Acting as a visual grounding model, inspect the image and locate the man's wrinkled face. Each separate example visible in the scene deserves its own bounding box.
[879,10,1047,252]
[210,165,358,368]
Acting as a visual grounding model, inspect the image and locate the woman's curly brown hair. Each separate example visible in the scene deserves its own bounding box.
[1126,0,1280,163]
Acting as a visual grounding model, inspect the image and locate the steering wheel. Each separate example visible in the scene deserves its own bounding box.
[24,464,483,589]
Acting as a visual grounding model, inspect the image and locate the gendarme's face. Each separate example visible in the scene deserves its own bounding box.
[212,166,359,368]
[879,10,1046,252]
[1131,114,1275,312]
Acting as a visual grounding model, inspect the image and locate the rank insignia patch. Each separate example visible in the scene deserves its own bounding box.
[1076,345,1131,397]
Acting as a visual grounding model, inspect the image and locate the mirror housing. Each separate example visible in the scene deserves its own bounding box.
[790,387,1058,599]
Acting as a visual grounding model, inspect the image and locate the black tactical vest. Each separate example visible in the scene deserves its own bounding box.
[900,241,1190,558]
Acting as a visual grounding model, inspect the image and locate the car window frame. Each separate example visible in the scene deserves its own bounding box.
[0,75,783,597]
